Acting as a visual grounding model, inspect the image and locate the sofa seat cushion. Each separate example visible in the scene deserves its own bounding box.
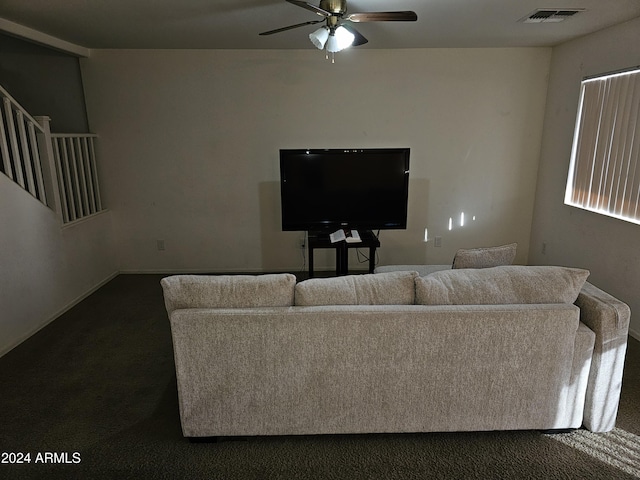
[161,274,296,313]
[295,271,418,306]
[452,243,517,269]
[415,265,589,305]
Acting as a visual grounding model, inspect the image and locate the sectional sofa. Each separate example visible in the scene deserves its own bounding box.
[161,266,630,439]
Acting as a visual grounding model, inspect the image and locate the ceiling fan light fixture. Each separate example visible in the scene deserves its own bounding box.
[334,25,355,50]
[260,1,417,56]
[325,33,340,53]
[309,26,329,49]
[326,26,355,53]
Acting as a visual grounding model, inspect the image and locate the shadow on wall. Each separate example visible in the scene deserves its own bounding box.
[376,178,430,267]
[259,181,301,272]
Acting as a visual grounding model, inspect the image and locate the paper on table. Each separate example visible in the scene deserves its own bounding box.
[330,229,361,243]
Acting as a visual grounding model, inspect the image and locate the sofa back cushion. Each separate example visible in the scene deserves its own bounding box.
[295,271,418,306]
[415,265,589,305]
[161,274,296,313]
[452,243,517,269]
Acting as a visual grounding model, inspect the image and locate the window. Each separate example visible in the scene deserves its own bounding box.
[565,67,640,224]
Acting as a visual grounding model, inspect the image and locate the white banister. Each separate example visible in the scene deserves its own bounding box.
[50,135,68,222]
[75,138,90,216]
[1,85,49,205]
[4,97,26,189]
[34,116,62,221]
[17,111,38,198]
[81,138,96,213]
[1,84,103,225]
[0,102,14,179]
[28,120,47,205]
[68,138,83,218]
[51,133,102,224]
[88,137,102,212]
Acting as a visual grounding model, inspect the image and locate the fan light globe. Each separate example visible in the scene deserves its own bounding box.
[309,27,329,49]
[325,34,340,53]
[334,26,355,50]
[326,26,355,53]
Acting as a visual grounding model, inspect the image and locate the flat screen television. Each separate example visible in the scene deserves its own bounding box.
[279,148,410,232]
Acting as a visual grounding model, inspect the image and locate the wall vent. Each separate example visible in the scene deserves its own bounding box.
[520,9,585,23]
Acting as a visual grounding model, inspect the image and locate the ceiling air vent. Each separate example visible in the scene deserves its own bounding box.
[520,9,585,23]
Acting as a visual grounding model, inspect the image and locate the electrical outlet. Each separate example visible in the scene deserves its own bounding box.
[299,237,306,249]
[542,242,547,255]
[434,236,442,247]
[157,239,165,251]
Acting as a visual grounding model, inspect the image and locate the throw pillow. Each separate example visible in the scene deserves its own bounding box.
[161,273,296,313]
[452,243,517,269]
[294,271,418,306]
[415,265,590,305]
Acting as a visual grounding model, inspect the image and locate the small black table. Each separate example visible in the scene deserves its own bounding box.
[307,230,380,277]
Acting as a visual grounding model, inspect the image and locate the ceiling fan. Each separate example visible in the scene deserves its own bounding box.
[259,0,417,60]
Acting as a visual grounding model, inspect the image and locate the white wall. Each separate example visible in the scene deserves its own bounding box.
[81,47,551,273]
[0,175,118,355]
[529,17,640,338]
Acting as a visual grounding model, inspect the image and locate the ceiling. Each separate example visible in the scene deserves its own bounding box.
[1,0,639,50]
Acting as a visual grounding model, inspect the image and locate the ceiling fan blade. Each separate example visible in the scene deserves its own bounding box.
[340,24,368,46]
[286,0,331,17]
[345,11,418,22]
[259,19,324,36]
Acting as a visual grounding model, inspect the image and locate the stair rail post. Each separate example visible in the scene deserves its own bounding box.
[34,116,63,222]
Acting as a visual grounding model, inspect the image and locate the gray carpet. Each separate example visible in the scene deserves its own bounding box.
[0,274,638,479]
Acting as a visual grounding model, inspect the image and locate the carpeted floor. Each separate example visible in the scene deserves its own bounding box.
[0,274,638,479]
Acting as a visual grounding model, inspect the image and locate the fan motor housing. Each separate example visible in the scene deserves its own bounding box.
[320,0,347,15]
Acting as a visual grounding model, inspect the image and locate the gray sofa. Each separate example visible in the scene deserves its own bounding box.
[161,266,630,438]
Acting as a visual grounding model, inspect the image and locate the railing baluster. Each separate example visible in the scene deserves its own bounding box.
[17,111,37,198]
[67,137,83,218]
[27,121,47,204]
[0,103,13,179]
[88,137,102,212]
[75,137,90,215]
[81,137,97,214]
[60,137,77,222]
[4,97,25,188]
[52,138,70,223]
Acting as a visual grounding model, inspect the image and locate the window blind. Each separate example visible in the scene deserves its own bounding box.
[565,67,640,224]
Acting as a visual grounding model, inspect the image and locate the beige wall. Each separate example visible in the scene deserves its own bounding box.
[81,47,550,274]
[0,175,118,355]
[529,17,640,338]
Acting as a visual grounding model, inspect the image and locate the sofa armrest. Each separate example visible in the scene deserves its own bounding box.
[575,282,631,432]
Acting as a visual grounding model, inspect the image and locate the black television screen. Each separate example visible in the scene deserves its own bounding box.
[280,148,410,232]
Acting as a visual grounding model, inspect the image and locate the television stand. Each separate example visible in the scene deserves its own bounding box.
[307,230,380,278]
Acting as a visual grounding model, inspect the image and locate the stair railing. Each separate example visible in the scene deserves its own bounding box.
[1,84,103,225]
[1,84,52,205]
[51,134,102,224]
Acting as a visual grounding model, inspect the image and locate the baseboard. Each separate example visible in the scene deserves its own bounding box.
[629,327,640,342]
[118,268,278,275]
[117,268,367,276]
[0,270,120,358]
